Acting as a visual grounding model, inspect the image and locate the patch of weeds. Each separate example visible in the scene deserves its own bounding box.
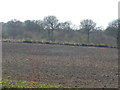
[2,79,63,88]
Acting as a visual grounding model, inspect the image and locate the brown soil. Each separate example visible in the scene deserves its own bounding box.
[2,42,118,88]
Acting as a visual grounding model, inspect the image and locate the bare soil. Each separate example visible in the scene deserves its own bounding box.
[2,42,118,88]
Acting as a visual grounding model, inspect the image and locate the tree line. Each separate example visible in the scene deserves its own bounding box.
[1,15,119,46]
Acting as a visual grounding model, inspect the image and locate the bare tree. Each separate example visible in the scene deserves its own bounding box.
[43,15,59,41]
[104,19,120,39]
[80,19,96,43]
[5,19,24,39]
[57,21,72,30]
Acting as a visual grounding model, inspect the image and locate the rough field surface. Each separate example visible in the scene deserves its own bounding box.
[2,42,118,88]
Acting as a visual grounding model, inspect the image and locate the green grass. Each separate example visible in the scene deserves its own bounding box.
[2,79,84,90]
[2,79,62,88]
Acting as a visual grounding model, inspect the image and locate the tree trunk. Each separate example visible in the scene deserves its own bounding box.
[51,30,53,41]
[87,32,89,43]
[48,29,51,41]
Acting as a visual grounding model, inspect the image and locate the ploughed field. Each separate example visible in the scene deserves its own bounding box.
[2,42,118,88]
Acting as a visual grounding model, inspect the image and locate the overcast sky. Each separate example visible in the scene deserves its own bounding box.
[0,0,119,29]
